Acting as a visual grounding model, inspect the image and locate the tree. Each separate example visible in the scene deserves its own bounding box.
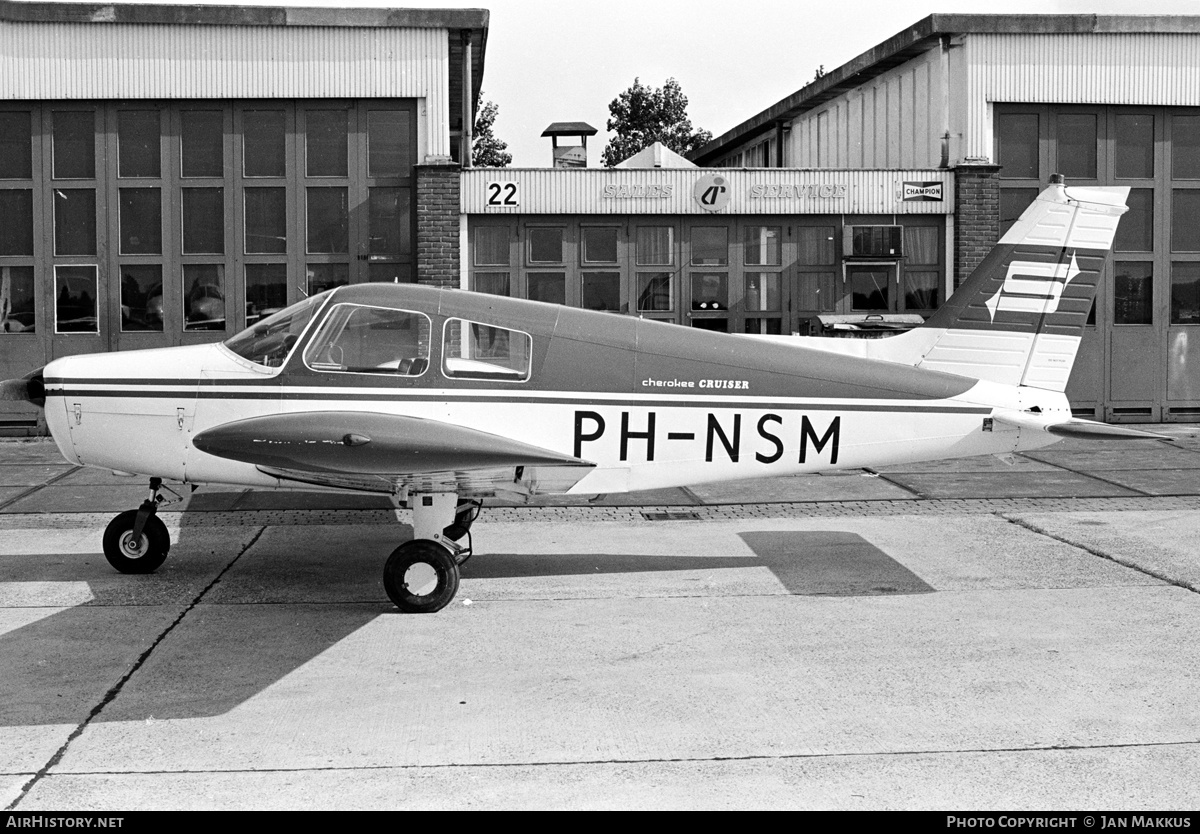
[472,95,512,167]
[601,77,712,167]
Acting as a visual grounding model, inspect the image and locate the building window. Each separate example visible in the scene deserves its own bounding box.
[244,188,287,254]
[306,187,349,254]
[582,227,618,263]
[245,264,288,325]
[582,271,620,311]
[744,272,781,335]
[1171,263,1200,325]
[691,272,727,310]
[1172,190,1200,252]
[1,266,35,333]
[637,272,673,312]
[1057,113,1098,180]
[1114,262,1153,325]
[691,227,728,265]
[180,111,224,178]
[1117,189,1154,252]
[0,190,33,256]
[998,113,1039,179]
[1172,115,1200,180]
[120,265,163,332]
[54,189,97,256]
[637,227,673,265]
[118,110,161,178]
[306,110,349,178]
[55,265,99,333]
[529,272,566,304]
[848,265,891,311]
[528,228,564,263]
[243,110,287,178]
[474,226,510,266]
[308,263,349,296]
[0,111,32,179]
[119,188,163,255]
[182,188,225,254]
[1115,113,1155,179]
[367,110,410,177]
[183,264,226,331]
[52,111,95,180]
[744,226,781,265]
[903,226,940,311]
[473,272,509,295]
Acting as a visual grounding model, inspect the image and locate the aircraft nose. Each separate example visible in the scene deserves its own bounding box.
[0,367,45,407]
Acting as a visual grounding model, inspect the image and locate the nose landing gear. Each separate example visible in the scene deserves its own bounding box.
[101,478,180,574]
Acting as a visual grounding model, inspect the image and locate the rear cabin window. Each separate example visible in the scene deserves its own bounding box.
[442,318,532,381]
[303,303,431,375]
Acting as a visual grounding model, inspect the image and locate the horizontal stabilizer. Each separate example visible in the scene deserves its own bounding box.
[992,410,1172,440]
[193,411,594,475]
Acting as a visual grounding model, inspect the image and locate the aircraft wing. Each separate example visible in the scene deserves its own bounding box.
[991,410,1173,440]
[192,411,595,497]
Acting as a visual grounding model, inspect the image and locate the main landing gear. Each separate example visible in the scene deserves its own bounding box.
[383,494,481,613]
[102,477,181,574]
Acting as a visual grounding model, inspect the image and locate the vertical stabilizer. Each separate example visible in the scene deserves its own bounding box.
[915,181,1128,390]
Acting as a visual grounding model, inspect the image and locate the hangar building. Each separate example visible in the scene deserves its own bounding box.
[0,1,485,431]
[5,8,1200,429]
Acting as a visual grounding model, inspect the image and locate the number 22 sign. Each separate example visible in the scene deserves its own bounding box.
[485,181,520,207]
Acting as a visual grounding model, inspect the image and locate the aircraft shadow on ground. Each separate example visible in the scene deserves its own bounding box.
[0,528,931,725]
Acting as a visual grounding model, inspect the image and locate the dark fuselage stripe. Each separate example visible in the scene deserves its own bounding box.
[45,387,991,415]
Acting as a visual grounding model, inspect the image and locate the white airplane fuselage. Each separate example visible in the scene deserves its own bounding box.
[42,333,1064,499]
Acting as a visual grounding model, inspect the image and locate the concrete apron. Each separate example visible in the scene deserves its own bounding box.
[2,511,1199,809]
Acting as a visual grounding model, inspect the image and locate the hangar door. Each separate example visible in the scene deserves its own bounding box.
[0,100,415,430]
[997,104,1200,423]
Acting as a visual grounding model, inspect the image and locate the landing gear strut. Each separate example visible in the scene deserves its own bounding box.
[384,492,479,613]
[102,477,180,574]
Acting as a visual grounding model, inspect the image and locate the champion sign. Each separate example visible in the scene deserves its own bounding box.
[902,181,944,202]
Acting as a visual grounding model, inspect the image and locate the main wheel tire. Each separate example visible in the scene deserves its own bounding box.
[383,539,460,613]
[102,510,170,574]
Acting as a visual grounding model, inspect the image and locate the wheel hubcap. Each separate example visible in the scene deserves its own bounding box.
[119,530,149,559]
[403,562,439,597]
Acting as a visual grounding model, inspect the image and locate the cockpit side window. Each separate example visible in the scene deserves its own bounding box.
[441,318,532,381]
[303,303,431,376]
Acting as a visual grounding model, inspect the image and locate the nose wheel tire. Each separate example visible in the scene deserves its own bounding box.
[102,510,171,574]
[383,539,460,613]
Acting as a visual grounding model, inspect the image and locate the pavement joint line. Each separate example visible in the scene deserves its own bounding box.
[19,738,1200,779]
[869,470,926,499]
[1028,458,1156,498]
[0,465,82,512]
[1002,513,1200,596]
[4,525,269,812]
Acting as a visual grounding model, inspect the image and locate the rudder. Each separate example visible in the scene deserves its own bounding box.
[915,178,1128,391]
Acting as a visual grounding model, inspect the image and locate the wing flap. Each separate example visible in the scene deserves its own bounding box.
[193,411,594,475]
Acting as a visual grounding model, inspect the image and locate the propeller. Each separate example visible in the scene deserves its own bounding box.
[0,368,45,407]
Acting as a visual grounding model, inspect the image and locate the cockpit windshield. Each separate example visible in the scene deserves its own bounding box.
[222,291,330,367]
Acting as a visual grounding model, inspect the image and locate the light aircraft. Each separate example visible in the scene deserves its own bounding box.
[1,177,1166,612]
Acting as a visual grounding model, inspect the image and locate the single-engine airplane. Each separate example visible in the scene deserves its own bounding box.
[1,177,1166,612]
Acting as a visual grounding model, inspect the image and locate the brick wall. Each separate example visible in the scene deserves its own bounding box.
[953,163,1001,290]
[415,161,462,288]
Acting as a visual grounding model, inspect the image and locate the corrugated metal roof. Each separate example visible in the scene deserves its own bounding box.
[689,13,1200,165]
